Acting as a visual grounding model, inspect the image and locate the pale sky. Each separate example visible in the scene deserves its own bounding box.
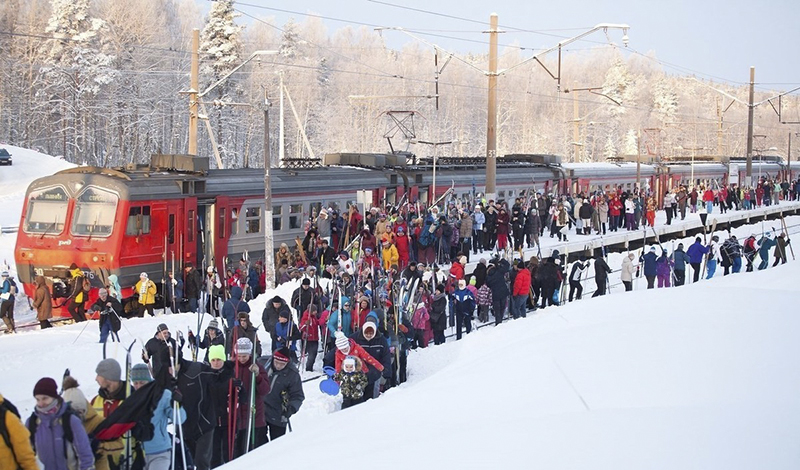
[206,0,799,92]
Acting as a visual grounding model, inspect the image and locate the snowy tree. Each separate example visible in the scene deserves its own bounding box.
[622,129,638,156]
[199,0,243,81]
[603,134,617,160]
[280,19,301,59]
[652,77,678,124]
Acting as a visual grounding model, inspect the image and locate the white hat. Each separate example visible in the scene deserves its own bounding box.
[236,337,253,356]
[335,332,350,351]
[139,272,148,278]
[362,321,377,335]
[207,266,214,273]
[343,356,356,370]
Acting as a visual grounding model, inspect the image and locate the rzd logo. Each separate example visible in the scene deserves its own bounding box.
[58,239,72,246]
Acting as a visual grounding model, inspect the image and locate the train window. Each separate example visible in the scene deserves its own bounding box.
[125,206,151,236]
[24,186,68,234]
[245,207,260,234]
[289,204,303,230]
[230,208,238,236]
[71,187,118,237]
[188,210,195,243]
[218,208,226,239]
[273,205,282,231]
[498,191,505,199]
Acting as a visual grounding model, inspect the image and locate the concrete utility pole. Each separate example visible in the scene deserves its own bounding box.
[485,13,499,201]
[263,88,275,290]
[745,66,755,186]
[188,29,199,155]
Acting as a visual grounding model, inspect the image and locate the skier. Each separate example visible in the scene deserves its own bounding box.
[262,296,291,350]
[299,304,324,372]
[221,286,250,332]
[257,348,304,442]
[773,233,791,266]
[226,312,262,358]
[640,247,658,289]
[511,260,531,318]
[91,359,127,470]
[656,250,674,288]
[485,258,511,323]
[66,264,89,323]
[143,323,178,385]
[720,235,742,275]
[192,319,225,363]
[87,288,122,343]
[129,364,186,470]
[0,393,38,470]
[452,280,476,339]
[671,243,691,286]
[183,263,203,313]
[620,253,637,291]
[687,237,709,282]
[32,275,53,330]
[568,256,588,302]
[429,285,448,345]
[592,251,612,297]
[706,235,720,279]
[27,378,95,470]
[134,272,158,317]
[232,338,269,456]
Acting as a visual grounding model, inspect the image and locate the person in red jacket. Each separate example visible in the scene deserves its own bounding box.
[702,187,715,213]
[608,196,622,232]
[511,260,532,319]
[496,208,510,251]
[232,338,269,456]
[299,305,324,372]
[332,332,384,373]
[449,255,466,281]
[394,225,410,269]
[351,296,371,333]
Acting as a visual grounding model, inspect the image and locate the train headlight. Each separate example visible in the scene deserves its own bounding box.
[92,255,99,263]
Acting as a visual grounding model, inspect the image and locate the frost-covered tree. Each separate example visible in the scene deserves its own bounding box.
[603,134,617,160]
[622,129,638,156]
[280,19,301,59]
[652,76,678,124]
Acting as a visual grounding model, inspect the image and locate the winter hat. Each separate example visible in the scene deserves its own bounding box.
[236,337,254,356]
[96,359,122,382]
[33,377,58,398]
[650,247,656,252]
[469,277,477,286]
[397,226,404,233]
[207,266,215,273]
[238,311,250,320]
[0,271,7,277]
[335,332,350,351]
[140,272,148,279]
[208,319,219,330]
[98,288,108,296]
[343,356,356,370]
[480,258,487,265]
[279,309,290,320]
[208,345,226,362]
[271,296,283,305]
[157,323,169,333]
[459,256,467,265]
[61,386,89,416]
[130,364,152,383]
[678,243,684,249]
[302,278,311,286]
[362,321,377,335]
[273,348,291,364]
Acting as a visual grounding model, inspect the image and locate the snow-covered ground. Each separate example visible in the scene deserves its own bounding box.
[1,146,799,469]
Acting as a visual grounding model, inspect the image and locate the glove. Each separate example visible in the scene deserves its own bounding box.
[141,351,149,363]
[171,278,178,286]
[171,389,183,404]
[232,378,243,391]
[187,331,196,344]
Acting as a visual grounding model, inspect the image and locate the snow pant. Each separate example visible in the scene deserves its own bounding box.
[496,233,508,251]
[623,281,632,291]
[138,303,155,317]
[99,322,119,343]
[266,424,286,442]
[460,238,471,262]
[478,304,489,323]
[188,297,199,313]
[485,229,496,250]
[691,262,702,282]
[234,427,266,458]
[773,253,787,267]
[187,430,214,470]
[145,450,171,470]
[67,299,86,322]
[414,328,427,348]
[433,329,446,345]
[526,231,539,249]
[706,260,717,279]
[492,297,506,325]
[626,213,635,231]
[540,286,557,308]
[0,302,14,332]
[680,204,687,219]
[646,275,656,289]
[568,280,582,301]
[609,215,619,231]
[758,252,770,270]
[513,229,524,250]
[674,269,686,286]
[455,313,472,340]
[666,208,673,225]
[657,274,671,288]
[303,340,319,372]
[591,278,607,297]
[472,230,484,253]
[732,257,742,273]
[511,295,527,319]
[645,211,655,227]
[342,397,360,409]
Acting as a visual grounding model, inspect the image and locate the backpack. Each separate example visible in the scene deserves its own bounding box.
[53,279,68,299]
[8,278,16,296]
[0,399,21,466]
[27,403,78,457]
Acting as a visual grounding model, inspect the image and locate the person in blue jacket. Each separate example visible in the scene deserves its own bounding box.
[221,286,250,332]
[686,237,709,283]
[327,296,353,338]
[670,243,691,286]
[639,246,659,289]
[757,232,777,270]
[130,364,186,470]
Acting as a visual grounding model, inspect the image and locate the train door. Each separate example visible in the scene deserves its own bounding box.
[196,199,216,271]
[166,201,182,275]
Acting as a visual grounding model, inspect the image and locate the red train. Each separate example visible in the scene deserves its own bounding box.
[14,153,791,317]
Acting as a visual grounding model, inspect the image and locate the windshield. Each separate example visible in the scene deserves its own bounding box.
[24,186,68,234]
[71,187,118,237]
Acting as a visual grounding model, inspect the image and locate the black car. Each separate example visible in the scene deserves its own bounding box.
[0,148,11,165]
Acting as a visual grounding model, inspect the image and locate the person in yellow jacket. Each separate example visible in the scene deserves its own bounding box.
[67,264,90,323]
[91,359,133,470]
[61,376,104,435]
[381,239,399,272]
[0,393,38,470]
[134,272,157,317]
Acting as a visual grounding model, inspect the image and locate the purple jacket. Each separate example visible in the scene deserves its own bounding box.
[656,257,673,278]
[27,401,95,470]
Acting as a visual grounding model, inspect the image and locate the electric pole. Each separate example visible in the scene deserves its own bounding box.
[485,13,499,201]
[188,29,199,155]
[263,88,275,290]
[745,66,755,186]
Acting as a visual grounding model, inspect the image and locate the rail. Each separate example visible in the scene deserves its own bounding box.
[1,225,18,234]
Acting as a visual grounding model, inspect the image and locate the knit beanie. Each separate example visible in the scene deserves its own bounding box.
[335,332,350,351]
[208,319,219,330]
[61,387,89,416]
[236,337,253,356]
[273,348,290,364]
[208,345,226,362]
[33,377,58,398]
[96,358,122,382]
[130,364,152,383]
